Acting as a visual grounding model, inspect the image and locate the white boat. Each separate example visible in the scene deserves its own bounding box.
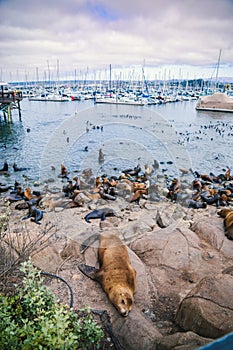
[196,93,233,112]
[95,95,145,106]
[29,93,70,102]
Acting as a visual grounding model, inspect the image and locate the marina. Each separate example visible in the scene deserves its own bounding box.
[0,84,233,188]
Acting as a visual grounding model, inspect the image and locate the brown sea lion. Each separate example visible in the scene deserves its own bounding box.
[78,233,136,316]
[167,178,180,201]
[218,208,233,240]
[58,163,69,178]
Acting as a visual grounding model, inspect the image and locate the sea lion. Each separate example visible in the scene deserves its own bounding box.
[98,149,104,163]
[13,162,30,172]
[0,160,8,172]
[167,178,181,201]
[187,199,207,209]
[218,208,233,240]
[0,184,12,193]
[24,187,42,202]
[130,189,148,204]
[22,201,44,224]
[84,208,117,223]
[200,193,220,205]
[123,164,141,177]
[58,163,69,178]
[78,233,136,316]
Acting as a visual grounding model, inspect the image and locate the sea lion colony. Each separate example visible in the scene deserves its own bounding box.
[0,161,233,236]
[1,161,233,316]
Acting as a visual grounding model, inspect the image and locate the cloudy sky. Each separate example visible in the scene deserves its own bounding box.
[0,0,233,82]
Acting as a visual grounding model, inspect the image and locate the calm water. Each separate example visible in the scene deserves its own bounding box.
[1,98,233,187]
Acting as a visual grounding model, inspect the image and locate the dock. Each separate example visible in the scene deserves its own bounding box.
[0,84,23,122]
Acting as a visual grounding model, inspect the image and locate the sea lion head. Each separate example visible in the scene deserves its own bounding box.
[109,287,134,317]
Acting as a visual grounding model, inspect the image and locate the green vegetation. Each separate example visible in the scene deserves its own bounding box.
[0,203,10,233]
[0,261,104,350]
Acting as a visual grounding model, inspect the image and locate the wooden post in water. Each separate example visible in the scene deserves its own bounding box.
[17,100,22,121]
[7,105,12,123]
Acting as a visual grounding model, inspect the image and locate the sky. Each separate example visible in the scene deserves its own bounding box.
[0,0,233,82]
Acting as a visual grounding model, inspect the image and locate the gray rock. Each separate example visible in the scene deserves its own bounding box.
[156,331,212,350]
[175,274,233,339]
[112,307,162,350]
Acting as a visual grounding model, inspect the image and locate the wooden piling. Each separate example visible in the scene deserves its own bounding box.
[0,87,23,123]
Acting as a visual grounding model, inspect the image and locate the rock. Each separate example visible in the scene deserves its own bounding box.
[60,240,81,259]
[112,307,162,350]
[191,216,233,257]
[130,225,202,271]
[32,246,62,273]
[175,274,233,339]
[73,192,91,205]
[156,331,212,350]
[128,248,151,310]
[156,210,175,228]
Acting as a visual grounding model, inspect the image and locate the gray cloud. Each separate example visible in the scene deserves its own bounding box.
[0,0,232,81]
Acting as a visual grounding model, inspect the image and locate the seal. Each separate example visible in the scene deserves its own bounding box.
[0,184,12,193]
[187,199,207,209]
[0,160,8,172]
[78,233,136,316]
[218,208,233,240]
[13,162,30,172]
[22,200,44,224]
[84,208,117,223]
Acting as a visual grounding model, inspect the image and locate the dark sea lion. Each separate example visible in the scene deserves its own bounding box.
[187,199,207,209]
[22,201,44,224]
[0,184,12,193]
[84,208,117,223]
[0,160,8,172]
[5,186,25,202]
[78,233,136,316]
[13,162,30,171]
[200,193,219,205]
[123,164,141,177]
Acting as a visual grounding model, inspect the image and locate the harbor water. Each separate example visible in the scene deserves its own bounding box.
[0,98,233,186]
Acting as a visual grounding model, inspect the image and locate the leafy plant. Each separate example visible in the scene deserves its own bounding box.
[0,204,10,235]
[0,260,104,349]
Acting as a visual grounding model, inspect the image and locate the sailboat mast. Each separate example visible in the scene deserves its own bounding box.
[216,49,222,84]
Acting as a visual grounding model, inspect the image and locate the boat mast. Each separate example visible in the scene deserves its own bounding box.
[215,49,222,91]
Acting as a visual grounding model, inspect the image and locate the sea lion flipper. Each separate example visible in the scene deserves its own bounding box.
[78,263,98,280]
[22,214,31,221]
[80,233,100,254]
[101,213,106,221]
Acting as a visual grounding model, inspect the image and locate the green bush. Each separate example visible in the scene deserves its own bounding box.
[0,261,104,349]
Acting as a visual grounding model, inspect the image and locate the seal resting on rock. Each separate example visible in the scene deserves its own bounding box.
[218,208,233,240]
[84,208,117,223]
[78,233,136,316]
[22,200,44,224]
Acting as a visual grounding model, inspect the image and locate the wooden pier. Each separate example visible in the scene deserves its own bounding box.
[0,85,23,122]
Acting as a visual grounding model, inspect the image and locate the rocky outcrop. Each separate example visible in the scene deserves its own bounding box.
[175,274,233,339]
[4,195,233,350]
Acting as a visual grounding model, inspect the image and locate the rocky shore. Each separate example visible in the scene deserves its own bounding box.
[1,165,233,350]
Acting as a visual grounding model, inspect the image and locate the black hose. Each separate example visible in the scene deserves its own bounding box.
[41,271,74,308]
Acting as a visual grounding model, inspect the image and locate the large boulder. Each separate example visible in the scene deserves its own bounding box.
[175,274,233,338]
[191,215,233,257]
[156,331,212,350]
[112,307,162,350]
